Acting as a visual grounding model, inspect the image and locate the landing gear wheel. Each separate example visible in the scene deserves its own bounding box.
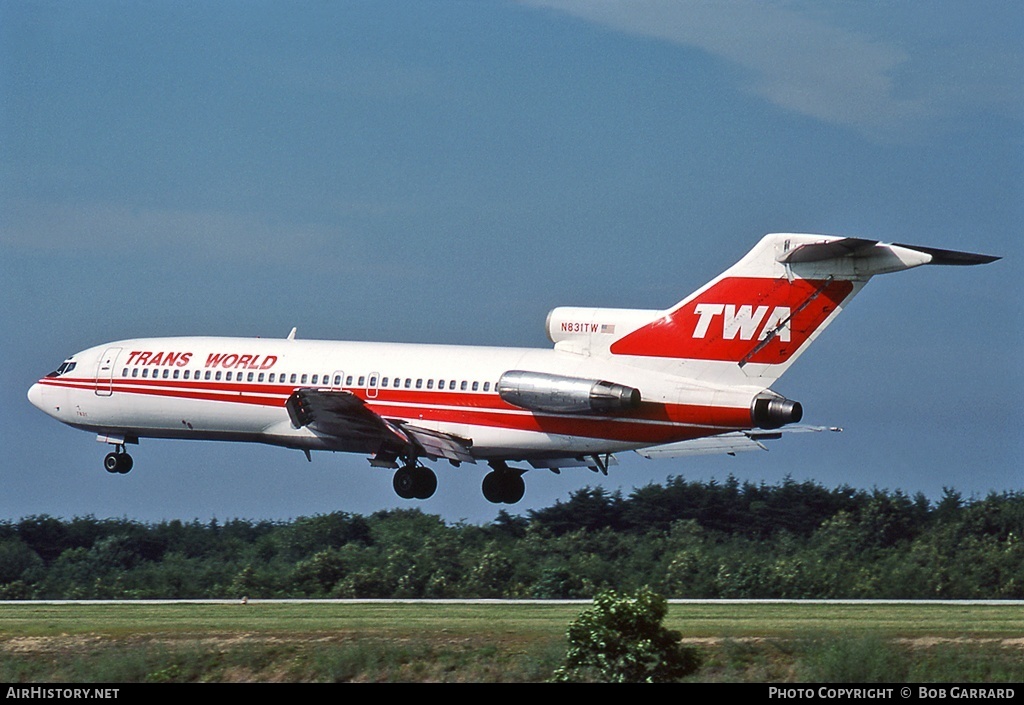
[413,467,437,500]
[393,466,417,499]
[393,465,438,500]
[104,451,133,474]
[503,473,525,504]
[482,470,525,504]
[482,471,502,503]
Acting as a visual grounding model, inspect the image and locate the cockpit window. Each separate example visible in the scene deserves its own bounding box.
[47,360,77,377]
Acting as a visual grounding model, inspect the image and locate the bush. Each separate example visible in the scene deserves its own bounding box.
[553,587,701,682]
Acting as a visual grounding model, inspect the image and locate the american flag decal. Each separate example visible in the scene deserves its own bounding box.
[600,324,616,334]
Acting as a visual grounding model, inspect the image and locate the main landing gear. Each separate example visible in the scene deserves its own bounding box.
[103,446,134,474]
[392,462,438,500]
[482,461,525,505]
[389,459,527,504]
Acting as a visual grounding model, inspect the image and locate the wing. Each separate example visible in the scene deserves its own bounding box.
[399,423,476,464]
[285,388,474,463]
[637,426,841,459]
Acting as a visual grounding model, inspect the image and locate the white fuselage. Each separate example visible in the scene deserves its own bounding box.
[27,335,759,462]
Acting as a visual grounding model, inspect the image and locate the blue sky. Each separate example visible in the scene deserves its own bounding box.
[2,0,1021,525]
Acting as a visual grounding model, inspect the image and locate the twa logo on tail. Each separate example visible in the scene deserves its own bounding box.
[692,303,791,342]
[610,277,856,365]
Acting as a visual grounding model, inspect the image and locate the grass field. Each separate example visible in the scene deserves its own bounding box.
[1,601,1022,682]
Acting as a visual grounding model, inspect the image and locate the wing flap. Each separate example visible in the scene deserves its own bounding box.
[400,424,475,463]
[286,388,474,462]
[286,388,408,447]
[527,454,619,471]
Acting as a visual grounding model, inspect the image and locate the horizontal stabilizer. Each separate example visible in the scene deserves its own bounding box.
[637,426,841,459]
[776,237,878,263]
[893,243,1001,266]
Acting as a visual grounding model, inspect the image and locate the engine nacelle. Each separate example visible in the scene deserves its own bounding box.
[751,393,803,429]
[498,370,642,414]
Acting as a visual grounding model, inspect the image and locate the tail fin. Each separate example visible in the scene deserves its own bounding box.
[610,233,998,382]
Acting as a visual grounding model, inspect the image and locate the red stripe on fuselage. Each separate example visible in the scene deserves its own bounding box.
[37,376,752,444]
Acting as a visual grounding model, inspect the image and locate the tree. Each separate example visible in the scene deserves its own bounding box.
[553,587,701,683]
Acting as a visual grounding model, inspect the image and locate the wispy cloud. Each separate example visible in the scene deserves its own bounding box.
[1,199,336,262]
[521,0,1017,140]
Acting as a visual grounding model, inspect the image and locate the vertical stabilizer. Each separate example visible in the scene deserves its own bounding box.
[609,233,998,383]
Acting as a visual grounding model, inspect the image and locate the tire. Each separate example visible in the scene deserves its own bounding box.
[482,471,525,504]
[503,473,525,504]
[413,468,437,500]
[482,472,503,503]
[393,467,417,499]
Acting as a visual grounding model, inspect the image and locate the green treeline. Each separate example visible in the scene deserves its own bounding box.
[1,476,1021,600]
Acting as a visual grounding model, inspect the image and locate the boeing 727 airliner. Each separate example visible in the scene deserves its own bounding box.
[27,234,998,504]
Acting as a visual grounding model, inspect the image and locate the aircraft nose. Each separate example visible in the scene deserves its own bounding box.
[27,382,47,412]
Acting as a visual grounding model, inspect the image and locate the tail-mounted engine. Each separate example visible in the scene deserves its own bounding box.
[751,392,803,429]
[498,370,641,414]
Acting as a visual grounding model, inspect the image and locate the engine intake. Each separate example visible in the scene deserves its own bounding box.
[498,370,641,414]
[751,394,803,429]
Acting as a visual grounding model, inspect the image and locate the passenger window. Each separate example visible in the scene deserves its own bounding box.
[405,378,412,389]
[484,382,490,392]
[215,371,222,381]
[461,381,467,391]
[369,376,377,387]
[472,381,479,391]
[300,374,308,384]
[258,373,265,382]
[132,369,139,378]
[427,379,434,389]
[163,369,170,379]
[142,369,149,378]
[173,370,180,379]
